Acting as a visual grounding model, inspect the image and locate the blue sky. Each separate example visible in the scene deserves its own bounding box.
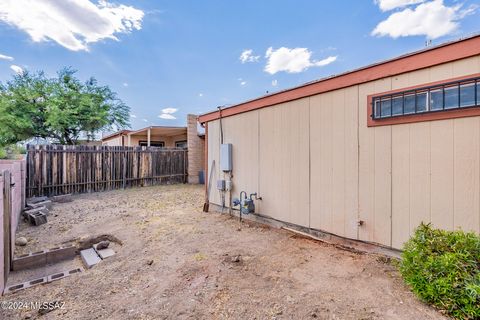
[0,0,479,130]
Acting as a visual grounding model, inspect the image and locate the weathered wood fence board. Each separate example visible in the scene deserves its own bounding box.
[26,145,188,197]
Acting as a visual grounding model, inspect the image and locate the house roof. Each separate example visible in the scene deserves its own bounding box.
[101,129,132,141]
[198,33,480,124]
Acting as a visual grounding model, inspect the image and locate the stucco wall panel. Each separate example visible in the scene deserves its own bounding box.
[259,100,310,226]
[205,54,480,250]
[453,117,480,234]
[430,120,454,231]
[221,111,259,208]
[408,123,431,235]
[310,93,333,232]
[207,120,221,206]
[392,124,411,248]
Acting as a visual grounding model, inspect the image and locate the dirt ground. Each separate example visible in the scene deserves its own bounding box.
[1,184,445,320]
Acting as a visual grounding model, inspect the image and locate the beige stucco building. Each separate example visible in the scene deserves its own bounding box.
[103,115,205,184]
[199,35,480,250]
[102,126,188,148]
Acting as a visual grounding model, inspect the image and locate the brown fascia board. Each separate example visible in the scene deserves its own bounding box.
[198,33,480,124]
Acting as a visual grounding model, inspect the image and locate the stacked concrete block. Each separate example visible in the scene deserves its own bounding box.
[28,211,47,226]
[27,200,53,210]
[51,194,73,203]
[12,245,77,271]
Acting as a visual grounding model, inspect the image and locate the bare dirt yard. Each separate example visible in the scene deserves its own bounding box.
[1,184,445,319]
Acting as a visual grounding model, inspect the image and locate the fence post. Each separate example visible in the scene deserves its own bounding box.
[122,149,127,189]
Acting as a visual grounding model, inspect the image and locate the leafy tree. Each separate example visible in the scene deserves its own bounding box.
[0,68,130,145]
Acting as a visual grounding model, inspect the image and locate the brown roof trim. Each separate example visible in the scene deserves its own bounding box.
[198,34,480,124]
[102,129,131,141]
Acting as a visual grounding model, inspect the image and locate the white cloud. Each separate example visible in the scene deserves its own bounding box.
[264,47,337,74]
[158,113,176,120]
[130,113,136,118]
[237,78,247,86]
[198,93,203,97]
[158,107,177,120]
[272,79,278,87]
[142,118,148,122]
[0,0,144,51]
[372,0,477,39]
[239,49,260,63]
[374,0,425,11]
[161,108,177,114]
[0,53,13,61]
[123,82,128,87]
[10,64,23,74]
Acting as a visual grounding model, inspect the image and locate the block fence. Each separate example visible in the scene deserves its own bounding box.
[0,159,26,294]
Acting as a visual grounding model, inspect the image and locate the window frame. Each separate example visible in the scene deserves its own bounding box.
[175,140,187,148]
[139,140,165,147]
[368,73,480,127]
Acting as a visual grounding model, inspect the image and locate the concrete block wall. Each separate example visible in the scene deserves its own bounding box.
[187,114,205,184]
[0,159,26,295]
[0,173,4,294]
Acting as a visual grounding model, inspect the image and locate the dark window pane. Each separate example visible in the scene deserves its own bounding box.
[374,100,380,118]
[404,94,415,114]
[381,99,391,117]
[460,83,475,107]
[416,92,427,112]
[477,82,480,105]
[430,89,443,111]
[392,96,403,115]
[444,85,459,109]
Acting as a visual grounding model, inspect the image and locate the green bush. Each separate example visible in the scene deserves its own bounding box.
[0,144,26,159]
[400,223,480,319]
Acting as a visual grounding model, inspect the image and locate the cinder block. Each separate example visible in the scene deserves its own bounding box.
[28,212,47,226]
[4,282,25,294]
[28,277,48,287]
[12,251,47,271]
[28,200,53,209]
[51,194,73,203]
[46,245,77,264]
[80,248,101,269]
[3,270,81,295]
[47,271,67,282]
[68,268,82,275]
[93,244,116,259]
[24,206,49,216]
[26,196,48,204]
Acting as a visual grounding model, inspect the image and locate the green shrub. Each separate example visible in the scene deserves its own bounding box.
[400,223,480,319]
[0,144,26,159]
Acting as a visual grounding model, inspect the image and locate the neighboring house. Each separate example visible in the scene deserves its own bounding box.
[199,34,480,250]
[102,127,187,148]
[102,115,205,184]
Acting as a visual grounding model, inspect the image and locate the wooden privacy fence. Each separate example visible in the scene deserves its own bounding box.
[26,145,188,197]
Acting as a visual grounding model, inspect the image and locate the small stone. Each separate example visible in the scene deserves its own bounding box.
[96,240,110,250]
[147,259,154,266]
[15,237,28,246]
[231,255,241,263]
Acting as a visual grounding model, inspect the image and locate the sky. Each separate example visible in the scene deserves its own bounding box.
[0,0,479,131]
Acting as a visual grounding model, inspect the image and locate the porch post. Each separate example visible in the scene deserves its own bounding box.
[147,128,151,147]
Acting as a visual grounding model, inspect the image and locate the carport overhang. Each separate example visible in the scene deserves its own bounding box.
[127,126,186,146]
